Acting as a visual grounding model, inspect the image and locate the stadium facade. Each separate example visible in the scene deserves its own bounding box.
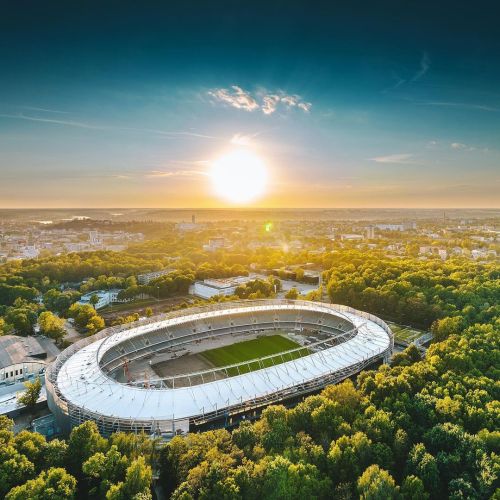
[46,300,393,437]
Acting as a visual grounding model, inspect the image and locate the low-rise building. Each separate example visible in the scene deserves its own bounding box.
[78,289,126,310]
[137,268,175,285]
[0,335,47,383]
[375,222,416,231]
[203,237,227,252]
[340,234,364,241]
[191,276,252,299]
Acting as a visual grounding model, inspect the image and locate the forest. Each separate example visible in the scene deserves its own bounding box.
[0,242,498,498]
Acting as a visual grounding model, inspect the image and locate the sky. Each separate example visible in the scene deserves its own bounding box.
[0,0,499,208]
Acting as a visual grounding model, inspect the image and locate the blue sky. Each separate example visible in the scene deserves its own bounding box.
[0,1,499,207]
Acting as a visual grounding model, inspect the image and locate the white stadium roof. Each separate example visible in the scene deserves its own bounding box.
[47,301,392,434]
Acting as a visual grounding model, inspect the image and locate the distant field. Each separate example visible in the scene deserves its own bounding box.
[200,334,308,376]
[387,321,426,342]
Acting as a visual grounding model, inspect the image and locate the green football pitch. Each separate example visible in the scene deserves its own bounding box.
[200,334,309,376]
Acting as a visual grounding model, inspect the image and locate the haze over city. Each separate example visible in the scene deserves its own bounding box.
[1,1,499,208]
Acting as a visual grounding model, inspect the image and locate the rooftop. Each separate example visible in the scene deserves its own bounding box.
[0,335,47,369]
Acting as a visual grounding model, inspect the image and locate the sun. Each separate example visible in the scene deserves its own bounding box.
[210,149,268,204]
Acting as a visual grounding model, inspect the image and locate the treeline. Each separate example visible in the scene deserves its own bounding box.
[325,252,499,329]
[0,244,498,497]
[0,417,153,499]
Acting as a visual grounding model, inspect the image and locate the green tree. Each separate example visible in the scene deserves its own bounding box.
[357,464,399,500]
[86,314,105,335]
[67,303,105,335]
[431,316,463,342]
[256,455,331,500]
[83,445,130,497]
[44,439,69,469]
[106,456,152,499]
[68,303,96,328]
[401,475,429,500]
[285,287,299,300]
[38,311,66,343]
[406,443,439,495]
[89,293,100,310]
[17,377,42,414]
[43,289,79,315]
[0,445,35,497]
[5,467,77,500]
[67,421,107,476]
[0,316,13,335]
[4,303,38,335]
[328,432,373,485]
[13,430,46,470]
[295,268,305,281]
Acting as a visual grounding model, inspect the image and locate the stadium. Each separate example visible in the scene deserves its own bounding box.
[46,300,393,437]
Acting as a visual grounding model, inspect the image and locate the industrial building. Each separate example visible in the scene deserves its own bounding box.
[191,276,252,299]
[0,335,47,383]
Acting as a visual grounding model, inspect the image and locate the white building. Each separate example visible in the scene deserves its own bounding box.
[375,222,416,231]
[88,231,102,246]
[0,336,47,383]
[203,237,227,252]
[438,249,448,260]
[78,289,126,310]
[176,222,202,232]
[471,249,489,260]
[366,226,375,239]
[191,276,252,299]
[21,245,40,259]
[340,234,364,241]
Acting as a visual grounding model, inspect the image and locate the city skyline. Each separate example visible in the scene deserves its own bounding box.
[1,1,499,208]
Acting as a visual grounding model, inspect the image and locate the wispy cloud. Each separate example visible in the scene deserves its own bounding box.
[147,169,207,178]
[450,142,476,151]
[208,86,311,115]
[19,106,69,114]
[411,52,430,82]
[417,101,499,112]
[262,95,281,115]
[120,127,218,139]
[0,113,107,129]
[230,132,263,146]
[208,86,259,112]
[0,113,219,140]
[384,52,430,92]
[370,153,415,164]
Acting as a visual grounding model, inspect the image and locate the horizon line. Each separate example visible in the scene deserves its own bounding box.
[1,207,499,211]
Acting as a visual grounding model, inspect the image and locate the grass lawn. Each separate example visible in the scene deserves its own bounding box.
[200,334,309,376]
[387,321,426,342]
